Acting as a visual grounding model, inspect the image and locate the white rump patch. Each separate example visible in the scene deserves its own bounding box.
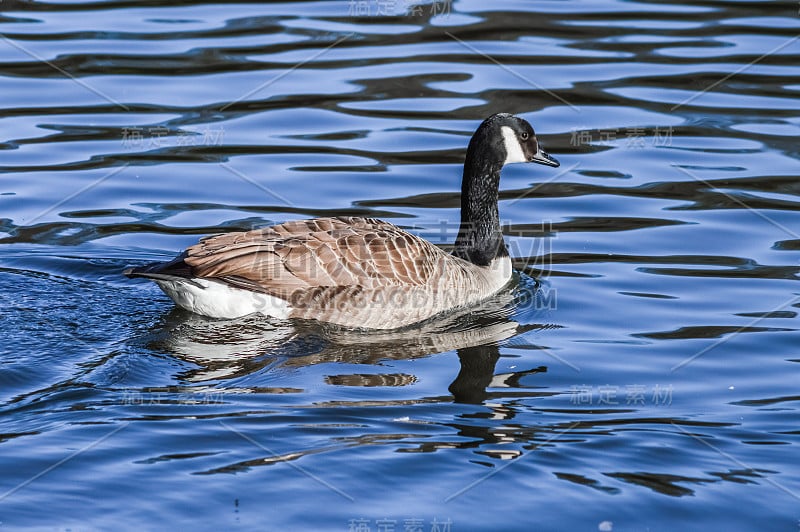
[501,126,527,165]
[155,278,289,319]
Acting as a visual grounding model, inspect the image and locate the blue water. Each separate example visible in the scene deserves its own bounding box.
[1,1,799,530]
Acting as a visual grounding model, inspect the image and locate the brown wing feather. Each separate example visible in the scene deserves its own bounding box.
[182,217,452,299]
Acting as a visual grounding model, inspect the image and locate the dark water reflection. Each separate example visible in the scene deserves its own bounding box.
[1,0,799,529]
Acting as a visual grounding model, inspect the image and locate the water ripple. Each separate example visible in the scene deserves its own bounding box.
[1,0,799,529]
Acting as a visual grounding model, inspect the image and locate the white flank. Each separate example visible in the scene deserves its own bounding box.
[155,278,289,319]
[500,126,527,165]
[485,255,513,293]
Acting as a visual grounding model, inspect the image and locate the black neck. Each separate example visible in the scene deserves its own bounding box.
[453,152,508,267]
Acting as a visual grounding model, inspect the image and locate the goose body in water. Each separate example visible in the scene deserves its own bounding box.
[125,113,560,329]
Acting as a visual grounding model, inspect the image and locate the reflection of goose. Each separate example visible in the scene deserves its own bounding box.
[125,114,559,329]
[148,310,296,382]
[152,277,554,400]
[450,344,547,404]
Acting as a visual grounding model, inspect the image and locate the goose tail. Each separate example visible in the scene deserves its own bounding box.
[124,252,201,287]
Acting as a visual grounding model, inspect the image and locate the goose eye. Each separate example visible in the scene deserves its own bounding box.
[521,132,529,140]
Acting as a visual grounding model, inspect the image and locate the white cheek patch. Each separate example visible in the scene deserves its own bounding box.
[500,126,528,165]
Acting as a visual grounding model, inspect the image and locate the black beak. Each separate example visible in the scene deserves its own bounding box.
[530,146,560,167]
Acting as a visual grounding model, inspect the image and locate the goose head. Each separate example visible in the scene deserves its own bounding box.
[466,113,560,170]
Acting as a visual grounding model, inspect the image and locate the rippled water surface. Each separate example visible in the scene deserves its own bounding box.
[1,0,799,529]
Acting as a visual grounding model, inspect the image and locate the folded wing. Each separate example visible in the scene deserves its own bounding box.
[183,217,454,299]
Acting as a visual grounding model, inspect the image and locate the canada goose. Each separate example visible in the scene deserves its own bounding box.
[125,113,560,329]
